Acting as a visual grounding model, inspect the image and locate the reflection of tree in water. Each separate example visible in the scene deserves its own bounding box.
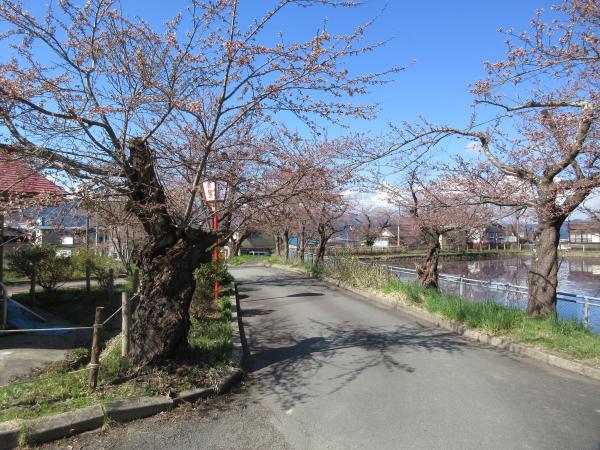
[398,256,600,297]
[438,257,530,285]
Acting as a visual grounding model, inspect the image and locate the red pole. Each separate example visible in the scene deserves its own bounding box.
[213,208,219,301]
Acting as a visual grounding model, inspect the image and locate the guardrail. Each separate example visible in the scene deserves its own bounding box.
[369,263,600,333]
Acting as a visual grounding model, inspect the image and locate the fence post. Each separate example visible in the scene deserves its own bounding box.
[2,284,7,330]
[121,292,130,357]
[504,283,510,306]
[459,277,464,298]
[30,265,36,301]
[583,297,590,331]
[108,268,114,302]
[132,269,139,293]
[88,306,104,391]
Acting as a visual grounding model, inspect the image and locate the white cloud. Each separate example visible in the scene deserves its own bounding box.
[464,141,482,153]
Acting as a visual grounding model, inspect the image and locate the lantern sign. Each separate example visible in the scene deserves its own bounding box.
[202,181,227,212]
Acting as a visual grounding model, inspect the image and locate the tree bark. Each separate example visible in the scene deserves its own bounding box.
[129,230,212,367]
[416,235,440,290]
[527,220,562,316]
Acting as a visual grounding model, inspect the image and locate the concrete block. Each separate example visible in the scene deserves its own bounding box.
[104,396,173,422]
[0,420,21,450]
[174,387,215,405]
[26,405,104,445]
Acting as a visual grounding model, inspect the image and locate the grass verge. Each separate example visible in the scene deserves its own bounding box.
[0,288,234,422]
[227,254,266,266]
[264,255,323,277]
[324,257,600,367]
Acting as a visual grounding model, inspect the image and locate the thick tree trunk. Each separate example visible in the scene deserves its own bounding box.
[299,223,306,263]
[416,238,440,290]
[129,231,212,367]
[527,220,562,316]
[123,138,215,368]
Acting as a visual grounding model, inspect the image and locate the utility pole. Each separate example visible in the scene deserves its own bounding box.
[397,204,401,249]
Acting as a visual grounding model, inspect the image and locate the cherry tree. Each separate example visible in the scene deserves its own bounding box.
[381,169,494,289]
[0,0,393,367]
[384,0,600,315]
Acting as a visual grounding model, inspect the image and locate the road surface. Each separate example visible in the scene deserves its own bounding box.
[44,264,600,449]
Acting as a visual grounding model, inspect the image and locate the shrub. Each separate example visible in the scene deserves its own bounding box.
[37,254,74,291]
[191,261,233,319]
[10,245,73,291]
[72,249,122,288]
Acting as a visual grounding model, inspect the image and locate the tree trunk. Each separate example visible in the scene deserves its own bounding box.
[274,234,281,257]
[299,223,306,263]
[416,238,440,290]
[315,224,328,266]
[123,138,215,368]
[129,231,212,367]
[527,220,562,316]
[283,229,290,261]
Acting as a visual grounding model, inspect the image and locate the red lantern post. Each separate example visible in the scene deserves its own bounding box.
[202,181,226,301]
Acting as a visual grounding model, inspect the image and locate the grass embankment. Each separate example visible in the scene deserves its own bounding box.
[0,291,233,422]
[227,254,266,266]
[264,255,322,276]
[324,257,600,366]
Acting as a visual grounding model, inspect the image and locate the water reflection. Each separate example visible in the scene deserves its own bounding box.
[390,256,600,297]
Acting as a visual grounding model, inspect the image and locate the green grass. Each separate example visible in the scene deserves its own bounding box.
[0,287,234,422]
[325,257,600,366]
[382,280,600,365]
[227,254,266,266]
[265,255,323,277]
[188,295,233,365]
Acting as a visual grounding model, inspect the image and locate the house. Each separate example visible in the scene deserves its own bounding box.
[239,233,276,255]
[469,224,507,249]
[568,220,600,250]
[373,229,396,248]
[9,204,114,257]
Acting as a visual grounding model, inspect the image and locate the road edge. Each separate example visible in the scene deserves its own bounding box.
[268,263,600,382]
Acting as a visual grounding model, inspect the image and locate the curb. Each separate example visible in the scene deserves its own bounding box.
[2,285,250,449]
[269,264,600,382]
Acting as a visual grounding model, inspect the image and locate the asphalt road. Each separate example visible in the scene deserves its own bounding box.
[45,265,600,449]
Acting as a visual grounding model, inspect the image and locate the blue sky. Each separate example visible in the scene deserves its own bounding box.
[8,0,556,140]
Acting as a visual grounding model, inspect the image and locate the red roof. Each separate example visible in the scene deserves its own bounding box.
[0,150,64,197]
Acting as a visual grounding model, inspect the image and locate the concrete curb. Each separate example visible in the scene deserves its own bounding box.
[0,421,21,450]
[269,263,600,382]
[2,285,250,449]
[26,405,105,445]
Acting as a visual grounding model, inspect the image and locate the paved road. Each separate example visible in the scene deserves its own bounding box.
[45,265,600,449]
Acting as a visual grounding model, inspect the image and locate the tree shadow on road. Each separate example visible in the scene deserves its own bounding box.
[245,315,470,410]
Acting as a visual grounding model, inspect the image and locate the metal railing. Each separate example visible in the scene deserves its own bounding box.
[370,263,600,333]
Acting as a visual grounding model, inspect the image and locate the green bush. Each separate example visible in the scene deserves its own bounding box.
[191,261,233,318]
[72,249,122,288]
[37,254,74,291]
[10,245,73,291]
